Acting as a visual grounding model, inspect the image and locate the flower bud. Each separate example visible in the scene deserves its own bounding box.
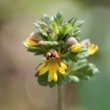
[30,32,41,41]
[66,37,78,46]
[25,32,40,47]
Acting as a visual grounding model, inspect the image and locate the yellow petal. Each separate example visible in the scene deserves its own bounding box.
[70,43,81,52]
[26,36,38,47]
[59,62,67,70]
[39,65,48,75]
[53,73,58,82]
[88,44,98,55]
[48,72,53,82]
[36,62,46,72]
[48,62,58,82]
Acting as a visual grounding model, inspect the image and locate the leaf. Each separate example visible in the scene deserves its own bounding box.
[59,23,72,35]
[68,75,80,82]
[54,13,64,25]
[49,81,56,88]
[41,14,50,24]
[76,20,85,27]
[68,17,77,26]
[57,72,65,86]
[37,73,48,86]
[27,47,47,55]
[33,23,48,37]
[49,21,59,34]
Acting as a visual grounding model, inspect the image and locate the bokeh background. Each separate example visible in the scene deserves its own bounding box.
[0,0,110,110]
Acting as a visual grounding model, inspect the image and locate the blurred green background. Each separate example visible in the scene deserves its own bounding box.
[0,0,110,110]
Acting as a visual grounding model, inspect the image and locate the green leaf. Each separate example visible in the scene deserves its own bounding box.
[34,23,47,37]
[54,13,64,25]
[37,73,48,86]
[59,23,72,35]
[68,75,80,82]
[76,20,85,27]
[57,72,65,86]
[49,21,59,34]
[68,17,77,26]
[27,47,47,55]
[49,81,56,88]
[39,41,58,46]
[41,14,50,24]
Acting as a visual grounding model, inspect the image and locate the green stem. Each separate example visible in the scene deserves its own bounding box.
[57,85,62,110]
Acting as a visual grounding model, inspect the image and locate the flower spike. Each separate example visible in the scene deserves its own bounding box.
[24,13,99,87]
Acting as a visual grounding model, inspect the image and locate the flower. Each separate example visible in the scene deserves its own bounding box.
[36,49,67,82]
[25,32,39,47]
[70,43,81,52]
[81,39,98,55]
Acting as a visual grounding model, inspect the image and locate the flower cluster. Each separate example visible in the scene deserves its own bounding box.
[24,13,99,88]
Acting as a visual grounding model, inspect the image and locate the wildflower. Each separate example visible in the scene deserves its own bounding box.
[25,32,39,47]
[81,39,98,55]
[70,43,81,52]
[36,49,67,82]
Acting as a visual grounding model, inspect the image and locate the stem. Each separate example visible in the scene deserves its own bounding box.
[57,85,62,110]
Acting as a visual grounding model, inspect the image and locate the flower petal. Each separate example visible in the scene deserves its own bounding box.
[26,36,38,47]
[88,44,98,55]
[70,43,81,52]
[36,62,46,72]
[53,73,58,82]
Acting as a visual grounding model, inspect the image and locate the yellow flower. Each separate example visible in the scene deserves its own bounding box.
[70,43,81,52]
[36,59,67,82]
[26,35,38,47]
[81,39,98,55]
[36,49,67,82]
[87,44,98,55]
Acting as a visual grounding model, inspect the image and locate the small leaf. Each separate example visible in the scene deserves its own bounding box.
[54,13,64,25]
[68,75,80,82]
[68,17,77,26]
[37,73,48,86]
[76,20,85,27]
[60,23,72,35]
[33,23,47,37]
[49,81,56,88]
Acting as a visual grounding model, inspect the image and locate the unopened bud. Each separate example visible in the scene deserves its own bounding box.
[30,32,42,41]
[66,37,78,46]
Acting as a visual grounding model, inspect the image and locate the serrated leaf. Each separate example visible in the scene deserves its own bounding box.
[49,21,59,34]
[34,23,48,37]
[37,73,48,86]
[68,17,77,26]
[76,20,85,27]
[27,47,47,55]
[60,23,72,35]
[41,14,50,24]
[49,81,56,88]
[54,13,64,25]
